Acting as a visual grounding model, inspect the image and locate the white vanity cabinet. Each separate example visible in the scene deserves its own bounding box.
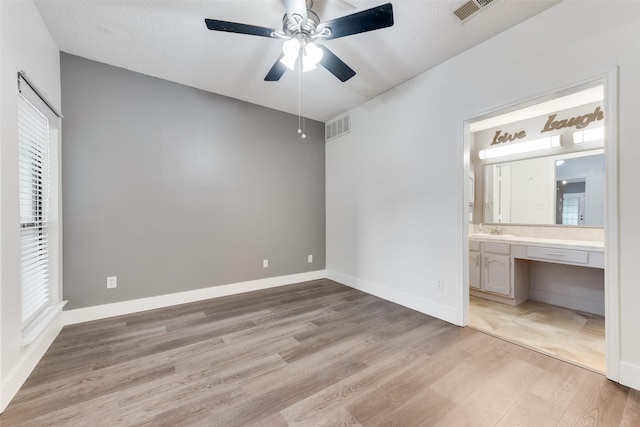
[482,248,511,296]
[469,234,603,308]
[469,240,481,290]
[470,239,530,306]
[472,242,512,297]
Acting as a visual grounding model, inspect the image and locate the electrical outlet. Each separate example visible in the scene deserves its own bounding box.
[107,276,117,289]
[436,280,444,291]
[308,254,313,263]
[263,259,269,268]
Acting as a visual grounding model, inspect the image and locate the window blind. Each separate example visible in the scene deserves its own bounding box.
[18,93,51,328]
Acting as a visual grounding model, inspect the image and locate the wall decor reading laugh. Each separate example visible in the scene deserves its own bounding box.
[541,106,604,133]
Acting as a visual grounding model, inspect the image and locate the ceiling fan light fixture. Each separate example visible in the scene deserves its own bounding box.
[302,42,323,71]
[280,38,301,70]
[205,3,394,82]
[281,38,323,72]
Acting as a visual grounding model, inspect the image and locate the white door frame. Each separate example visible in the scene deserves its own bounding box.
[461,68,620,381]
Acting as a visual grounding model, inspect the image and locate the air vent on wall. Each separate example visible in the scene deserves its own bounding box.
[325,113,351,142]
[452,0,497,23]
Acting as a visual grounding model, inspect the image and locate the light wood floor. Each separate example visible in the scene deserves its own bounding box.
[469,296,606,373]
[1,279,638,426]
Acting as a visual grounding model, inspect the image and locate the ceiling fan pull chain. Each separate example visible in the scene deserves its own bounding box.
[297,53,302,135]
[297,53,306,139]
[301,56,306,139]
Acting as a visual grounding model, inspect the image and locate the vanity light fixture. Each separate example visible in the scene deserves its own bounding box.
[573,127,604,144]
[479,135,562,160]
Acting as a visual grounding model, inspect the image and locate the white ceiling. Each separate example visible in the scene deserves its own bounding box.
[34,0,562,123]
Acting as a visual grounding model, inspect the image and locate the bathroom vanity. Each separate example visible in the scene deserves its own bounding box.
[468,91,607,315]
[469,233,604,311]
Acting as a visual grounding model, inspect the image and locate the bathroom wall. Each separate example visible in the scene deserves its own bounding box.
[529,262,604,315]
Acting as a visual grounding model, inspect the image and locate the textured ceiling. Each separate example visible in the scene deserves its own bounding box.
[34,0,562,122]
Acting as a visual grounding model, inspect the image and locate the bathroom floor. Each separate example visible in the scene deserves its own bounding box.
[468,296,605,373]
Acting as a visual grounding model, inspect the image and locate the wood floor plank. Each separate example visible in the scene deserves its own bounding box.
[241,331,376,394]
[346,353,456,426]
[432,357,544,426]
[620,389,640,427]
[558,372,630,427]
[1,278,636,426]
[527,356,591,410]
[496,391,567,427]
[117,355,286,425]
[280,336,461,425]
[2,363,176,424]
[367,386,455,427]
[283,407,364,427]
[429,348,515,404]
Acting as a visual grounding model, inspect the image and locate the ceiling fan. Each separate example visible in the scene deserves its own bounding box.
[204,0,394,82]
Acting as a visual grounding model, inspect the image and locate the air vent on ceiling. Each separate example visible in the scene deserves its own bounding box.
[325,113,351,142]
[452,0,497,23]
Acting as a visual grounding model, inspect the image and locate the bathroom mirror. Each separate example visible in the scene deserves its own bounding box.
[483,150,604,226]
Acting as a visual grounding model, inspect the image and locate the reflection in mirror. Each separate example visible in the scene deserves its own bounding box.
[555,154,605,226]
[483,150,604,226]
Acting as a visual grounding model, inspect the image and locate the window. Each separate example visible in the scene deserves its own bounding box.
[561,196,580,225]
[18,94,51,328]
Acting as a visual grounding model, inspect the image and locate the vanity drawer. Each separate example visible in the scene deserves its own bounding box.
[526,246,589,264]
[482,242,510,255]
[469,240,481,251]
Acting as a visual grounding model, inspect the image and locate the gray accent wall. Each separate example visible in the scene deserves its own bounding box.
[60,53,325,309]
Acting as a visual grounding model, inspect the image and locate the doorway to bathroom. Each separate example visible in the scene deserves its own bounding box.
[463,75,619,377]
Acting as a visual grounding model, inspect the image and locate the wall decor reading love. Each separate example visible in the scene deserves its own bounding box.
[541,106,604,133]
[491,130,527,146]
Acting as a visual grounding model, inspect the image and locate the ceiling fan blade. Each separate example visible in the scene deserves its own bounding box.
[265,54,288,81]
[318,46,356,82]
[284,0,308,24]
[320,3,394,40]
[205,19,276,38]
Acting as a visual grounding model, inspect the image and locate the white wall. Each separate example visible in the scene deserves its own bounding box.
[0,0,62,412]
[326,0,640,390]
[529,262,604,316]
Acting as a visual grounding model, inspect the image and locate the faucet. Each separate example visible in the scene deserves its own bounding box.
[490,227,503,235]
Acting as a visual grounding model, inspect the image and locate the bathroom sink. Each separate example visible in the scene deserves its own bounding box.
[469,232,515,238]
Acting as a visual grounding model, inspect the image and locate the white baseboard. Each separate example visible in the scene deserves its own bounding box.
[528,289,604,316]
[1,311,64,413]
[620,361,640,392]
[63,270,327,325]
[327,270,460,325]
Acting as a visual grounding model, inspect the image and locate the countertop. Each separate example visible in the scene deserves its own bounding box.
[469,233,604,252]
